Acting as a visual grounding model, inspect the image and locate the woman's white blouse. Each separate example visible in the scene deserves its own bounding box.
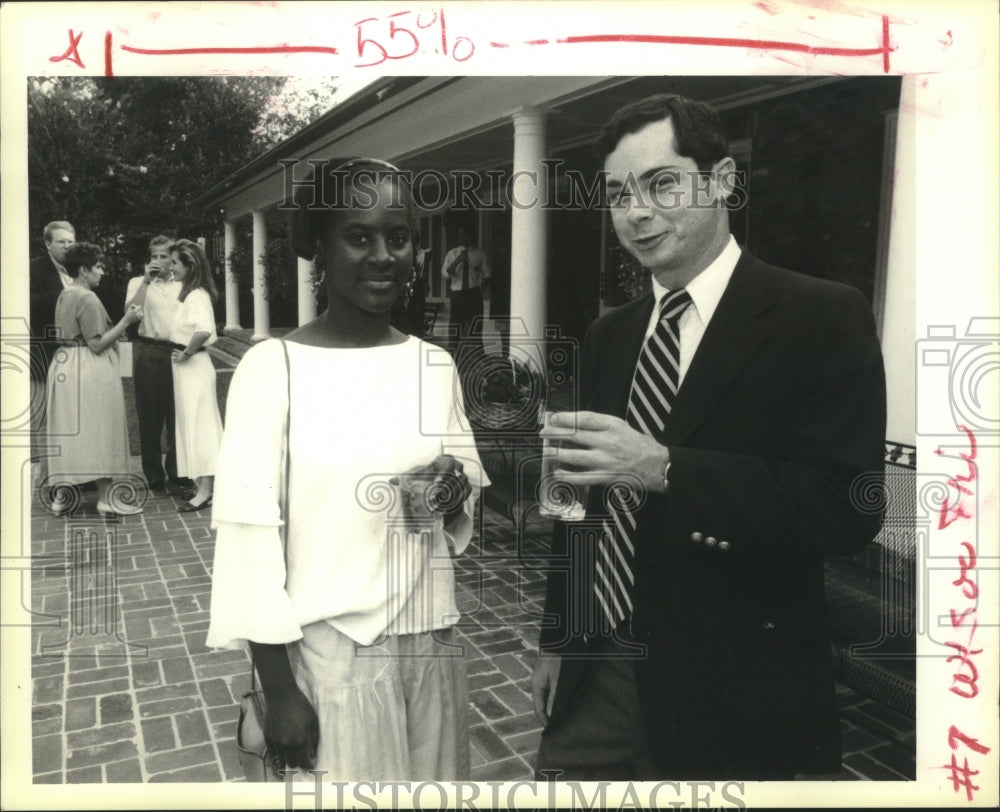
[168,288,217,346]
[206,337,489,648]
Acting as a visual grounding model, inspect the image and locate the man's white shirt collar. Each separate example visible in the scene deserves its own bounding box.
[650,235,741,327]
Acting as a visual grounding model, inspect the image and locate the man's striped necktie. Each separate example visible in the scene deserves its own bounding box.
[594,288,692,630]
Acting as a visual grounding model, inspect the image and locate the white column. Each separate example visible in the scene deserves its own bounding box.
[881,91,916,443]
[251,210,269,340]
[509,106,548,362]
[297,256,317,325]
[223,219,241,330]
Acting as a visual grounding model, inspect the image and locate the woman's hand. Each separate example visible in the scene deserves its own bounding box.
[263,684,320,778]
[123,304,143,325]
[171,349,189,364]
[392,454,472,524]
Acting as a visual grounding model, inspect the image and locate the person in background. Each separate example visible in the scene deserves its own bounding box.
[441,225,490,361]
[167,239,224,513]
[124,235,193,494]
[390,226,429,337]
[46,242,144,517]
[206,158,488,781]
[29,220,75,480]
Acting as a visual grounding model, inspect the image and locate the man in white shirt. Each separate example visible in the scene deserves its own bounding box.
[531,93,887,780]
[441,226,490,360]
[124,235,189,492]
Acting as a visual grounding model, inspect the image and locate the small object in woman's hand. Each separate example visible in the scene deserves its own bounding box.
[393,455,470,525]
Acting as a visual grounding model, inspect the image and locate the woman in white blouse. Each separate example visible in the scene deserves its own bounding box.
[168,239,223,512]
[206,159,488,780]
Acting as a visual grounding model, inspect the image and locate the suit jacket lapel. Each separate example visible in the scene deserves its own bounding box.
[595,296,653,418]
[664,252,775,445]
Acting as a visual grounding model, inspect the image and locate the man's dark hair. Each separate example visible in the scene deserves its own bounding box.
[63,243,104,277]
[596,93,730,170]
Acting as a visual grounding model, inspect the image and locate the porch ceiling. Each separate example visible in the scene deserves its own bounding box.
[401,74,833,174]
[212,74,836,220]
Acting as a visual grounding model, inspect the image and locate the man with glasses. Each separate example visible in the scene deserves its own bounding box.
[531,94,887,780]
[29,220,76,471]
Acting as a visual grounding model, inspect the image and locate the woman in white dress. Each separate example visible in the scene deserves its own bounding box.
[46,242,144,517]
[206,159,489,780]
[168,239,223,513]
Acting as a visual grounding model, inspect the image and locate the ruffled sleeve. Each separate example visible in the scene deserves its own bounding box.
[211,340,287,527]
[206,340,301,649]
[205,522,302,649]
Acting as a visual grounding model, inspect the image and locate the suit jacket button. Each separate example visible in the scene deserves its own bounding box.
[762,620,776,630]
[718,540,730,551]
[705,536,717,547]
[690,532,703,542]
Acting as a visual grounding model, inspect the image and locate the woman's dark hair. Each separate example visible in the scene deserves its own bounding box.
[171,239,218,302]
[596,93,730,170]
[288,157,416,260]
[63,243,105,277]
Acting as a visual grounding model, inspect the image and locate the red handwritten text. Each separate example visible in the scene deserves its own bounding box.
[354,9,473,67]
[57,11,891,78]
[935,425,978,528]
[945,725,991,801]
[936,426,989,800]
[50,29,85,69]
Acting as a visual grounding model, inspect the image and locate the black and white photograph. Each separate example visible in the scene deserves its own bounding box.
[1,2,997,810]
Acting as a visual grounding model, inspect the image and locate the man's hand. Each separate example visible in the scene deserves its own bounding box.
[531,654,561,726]
[391,454,472,526]
[263,684,319,779]
[540,411,671,495]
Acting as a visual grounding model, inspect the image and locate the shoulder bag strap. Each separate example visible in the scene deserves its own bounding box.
[249,339,292,692]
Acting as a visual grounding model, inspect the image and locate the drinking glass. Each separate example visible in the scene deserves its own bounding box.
[537,410,589,521]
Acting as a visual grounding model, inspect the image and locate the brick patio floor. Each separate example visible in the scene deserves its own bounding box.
[28,462,915,784]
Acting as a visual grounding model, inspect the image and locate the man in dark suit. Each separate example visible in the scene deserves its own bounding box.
[531,94,887,780]
[29,220,75,467]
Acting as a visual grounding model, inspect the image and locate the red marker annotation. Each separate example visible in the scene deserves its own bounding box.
[490,14,894,73]
[935,425,991,801]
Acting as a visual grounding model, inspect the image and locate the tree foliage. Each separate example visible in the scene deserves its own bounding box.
[27,75,338,319]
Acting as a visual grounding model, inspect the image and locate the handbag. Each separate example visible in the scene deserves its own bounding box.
[236,671,271,781]
[236,339,292,782]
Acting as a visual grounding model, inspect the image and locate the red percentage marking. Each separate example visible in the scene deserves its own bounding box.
[355,8,473,67]
[439,8,474,62]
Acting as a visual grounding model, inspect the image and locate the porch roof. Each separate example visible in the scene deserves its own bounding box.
[194,75,835,221]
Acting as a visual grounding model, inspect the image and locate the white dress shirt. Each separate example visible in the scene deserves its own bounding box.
[644,235,741,387]
[125,274,182,340]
